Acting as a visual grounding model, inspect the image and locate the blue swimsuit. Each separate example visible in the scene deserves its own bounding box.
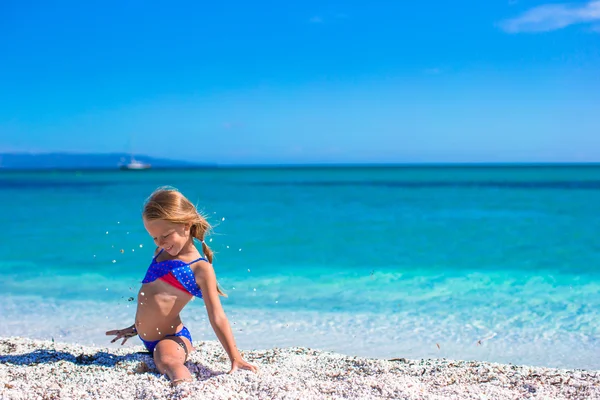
[139,249,206,353]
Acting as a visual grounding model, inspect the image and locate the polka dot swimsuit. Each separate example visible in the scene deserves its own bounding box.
[142,249,205,298]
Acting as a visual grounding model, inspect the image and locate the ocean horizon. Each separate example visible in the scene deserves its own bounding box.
[1,165,599,370]
[2,160,600,169]
[1,151,600,171]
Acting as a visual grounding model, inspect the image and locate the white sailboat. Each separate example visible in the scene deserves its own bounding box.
[119,136,151,170]
[119,155,151,170]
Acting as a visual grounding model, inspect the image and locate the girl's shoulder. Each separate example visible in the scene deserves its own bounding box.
[190,258,214,282]
[170,247,208,266]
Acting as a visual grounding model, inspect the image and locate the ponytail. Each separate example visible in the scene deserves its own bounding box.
[201,239,214,264]
[190,221,227,297]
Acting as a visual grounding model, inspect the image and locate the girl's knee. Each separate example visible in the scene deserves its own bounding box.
[155,352,182,368]
[154,351,192,381]
[154,356,186,378]
[154,355,175,370]
[154,341,186,370]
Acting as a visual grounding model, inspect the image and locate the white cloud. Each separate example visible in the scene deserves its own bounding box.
[499,0,600,33]
[309,16,323,24]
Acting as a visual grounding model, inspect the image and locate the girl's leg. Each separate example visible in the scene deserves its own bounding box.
[153,336,194,385]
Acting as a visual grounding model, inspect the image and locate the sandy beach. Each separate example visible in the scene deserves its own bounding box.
[0,337,597,400]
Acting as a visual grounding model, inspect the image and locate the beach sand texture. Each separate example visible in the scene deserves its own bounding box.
[1,337,598,400]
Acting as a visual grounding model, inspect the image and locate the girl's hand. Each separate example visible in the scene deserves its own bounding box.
[105,325,137,345]
[228,357,259,374]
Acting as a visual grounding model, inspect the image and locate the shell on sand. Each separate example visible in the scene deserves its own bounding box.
[0,337,598,400]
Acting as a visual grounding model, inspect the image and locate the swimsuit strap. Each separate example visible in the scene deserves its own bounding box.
[153,248,164,261]
[187,256,208,265]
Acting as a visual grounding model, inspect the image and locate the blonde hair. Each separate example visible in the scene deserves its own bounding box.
[143,186,226,297]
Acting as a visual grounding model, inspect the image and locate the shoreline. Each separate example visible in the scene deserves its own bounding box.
[1,337,598,399]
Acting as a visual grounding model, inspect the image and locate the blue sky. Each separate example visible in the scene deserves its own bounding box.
[0,0,599,164]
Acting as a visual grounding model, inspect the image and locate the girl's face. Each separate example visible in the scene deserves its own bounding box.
[143,218,190,256]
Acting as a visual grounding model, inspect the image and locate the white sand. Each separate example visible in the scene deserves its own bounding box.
[1,337,598,400]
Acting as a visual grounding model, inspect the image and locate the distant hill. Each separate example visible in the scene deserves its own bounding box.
[0,152,213,170]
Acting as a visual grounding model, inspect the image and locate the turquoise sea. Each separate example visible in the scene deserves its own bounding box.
[1,166,599,370]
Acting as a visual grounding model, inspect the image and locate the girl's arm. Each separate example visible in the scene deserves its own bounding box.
[194,261,258,374]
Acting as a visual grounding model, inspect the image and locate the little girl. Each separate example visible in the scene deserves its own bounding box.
[106,187,257,384]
